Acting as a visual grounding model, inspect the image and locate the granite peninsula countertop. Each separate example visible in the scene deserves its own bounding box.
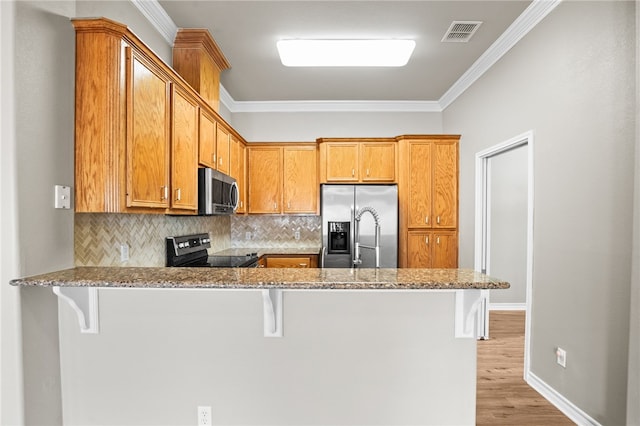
[10,267,509,290]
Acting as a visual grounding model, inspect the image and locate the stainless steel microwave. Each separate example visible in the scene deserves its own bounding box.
[198,168,238,215]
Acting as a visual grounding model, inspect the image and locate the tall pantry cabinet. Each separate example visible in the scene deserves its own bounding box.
[398,136,460,268]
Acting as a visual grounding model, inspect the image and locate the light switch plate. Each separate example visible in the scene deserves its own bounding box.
[54,185,71,209]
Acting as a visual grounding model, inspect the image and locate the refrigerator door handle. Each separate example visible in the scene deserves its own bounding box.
[321,246,326,268]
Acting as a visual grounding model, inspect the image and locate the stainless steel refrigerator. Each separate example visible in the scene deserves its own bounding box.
[321,184,398,268]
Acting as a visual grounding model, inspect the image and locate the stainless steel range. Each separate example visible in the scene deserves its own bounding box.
[166,233,259,268]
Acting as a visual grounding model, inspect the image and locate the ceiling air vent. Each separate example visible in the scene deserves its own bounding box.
[442,21,483,43]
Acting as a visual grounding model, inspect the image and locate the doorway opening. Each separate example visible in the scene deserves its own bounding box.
[474,130,534,373]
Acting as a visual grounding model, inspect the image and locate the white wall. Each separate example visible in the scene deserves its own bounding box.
[628,4,640,424]
[1,1,24,424]
[443,2,635,424]
[233,111,443,142]
[488,145,528,305]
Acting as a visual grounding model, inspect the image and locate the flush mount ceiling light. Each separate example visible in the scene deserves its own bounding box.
[276,39,416,67]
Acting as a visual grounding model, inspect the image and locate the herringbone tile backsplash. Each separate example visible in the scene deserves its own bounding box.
[74,214,322,266]
[75,214,231,267]
[231,215,321,248]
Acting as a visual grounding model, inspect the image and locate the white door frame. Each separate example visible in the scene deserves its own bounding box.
[474,130,535,375]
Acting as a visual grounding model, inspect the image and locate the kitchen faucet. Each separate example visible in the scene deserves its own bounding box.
[354,206,381,268]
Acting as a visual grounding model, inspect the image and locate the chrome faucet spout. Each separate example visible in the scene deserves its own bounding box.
[354,206,381,268]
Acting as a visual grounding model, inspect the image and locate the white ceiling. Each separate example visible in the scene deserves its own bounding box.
[151,1,549,109]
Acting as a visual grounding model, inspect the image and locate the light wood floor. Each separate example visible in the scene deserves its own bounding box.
[476,311,575,425]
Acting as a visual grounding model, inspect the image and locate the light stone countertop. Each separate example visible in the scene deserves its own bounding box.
[10,267,509,290]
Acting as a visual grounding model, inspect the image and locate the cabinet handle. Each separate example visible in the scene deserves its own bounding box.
[287,201,291,209]
[176,188,181,201]
[437,216,441,224]
[212,153,216,164]
[240,201,243,208]
[425,216,429,224]
[425,236,429,245]
[366,168,370,177]
[219,157,223,166]
[273,202,277,211]
[299,263,308,267]
[437,237,441,244]
[161,186,168,201]
[352,168,355,177]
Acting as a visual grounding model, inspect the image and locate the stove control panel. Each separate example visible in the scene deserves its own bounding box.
[166,233,212,260]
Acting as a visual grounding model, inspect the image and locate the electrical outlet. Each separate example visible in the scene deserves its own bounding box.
[120,243,129,262]
[294,230,300,240]
[556,347,567,368]
[245,231,252,240]
[197,406,211,426]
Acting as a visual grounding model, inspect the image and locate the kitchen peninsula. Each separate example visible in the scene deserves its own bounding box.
[13,266,507,425]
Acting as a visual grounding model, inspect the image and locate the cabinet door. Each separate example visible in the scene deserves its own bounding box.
[284,146,317,213]
[231,137,246,213]
[325,143,359,182]
[433,141,458,228]
[216,123,230,174]
[407,142,432,228]
[407,231,432,268]
[361,142,395,182]
[431,231,458,268]
[170,87,199,211]
[199,110,216,168]
[126,49,170,208]
[266,256,312,268]
[248,147,282,213]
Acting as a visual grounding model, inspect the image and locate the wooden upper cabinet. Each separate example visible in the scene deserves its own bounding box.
[170,86,199,211]
[406,140,457,228]
[172,29,230,112]
[318,139,397,183]
[248,146,282,213]
[126,48,171,209]
[283,146,318,213]
[198,109,216,168]
[230,135,247,213]
[324,143,359,182]
[433,141,458,228]
[407,142,433,228]
[247,144,318,214]
[361,142,396,182]
[73,18,206,214]
[216,123,231,174]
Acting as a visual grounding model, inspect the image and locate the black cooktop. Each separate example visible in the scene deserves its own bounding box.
[166,233,259,268]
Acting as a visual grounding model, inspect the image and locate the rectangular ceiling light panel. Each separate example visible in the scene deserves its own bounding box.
[277,39,416,67]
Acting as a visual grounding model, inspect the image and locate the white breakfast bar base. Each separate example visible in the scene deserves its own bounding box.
[56,289,479,425]
[53,286,483,339]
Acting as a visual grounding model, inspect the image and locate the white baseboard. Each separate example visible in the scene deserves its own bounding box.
[526,371,602,426]
[489,302,526,311]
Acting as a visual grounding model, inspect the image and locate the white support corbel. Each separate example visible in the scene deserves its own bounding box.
[261,289,283,337]
[53,287,99,334]
[454,289,482,338]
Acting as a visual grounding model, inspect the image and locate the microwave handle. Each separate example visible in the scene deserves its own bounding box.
[230,181,239,211]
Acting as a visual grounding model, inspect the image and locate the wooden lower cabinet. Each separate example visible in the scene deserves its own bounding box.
[407,230,457,268]
[264,255,318,268]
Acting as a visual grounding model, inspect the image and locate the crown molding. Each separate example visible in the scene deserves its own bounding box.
[438,0,562,110]
[130,0,178,45]
[135,0,561,113]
